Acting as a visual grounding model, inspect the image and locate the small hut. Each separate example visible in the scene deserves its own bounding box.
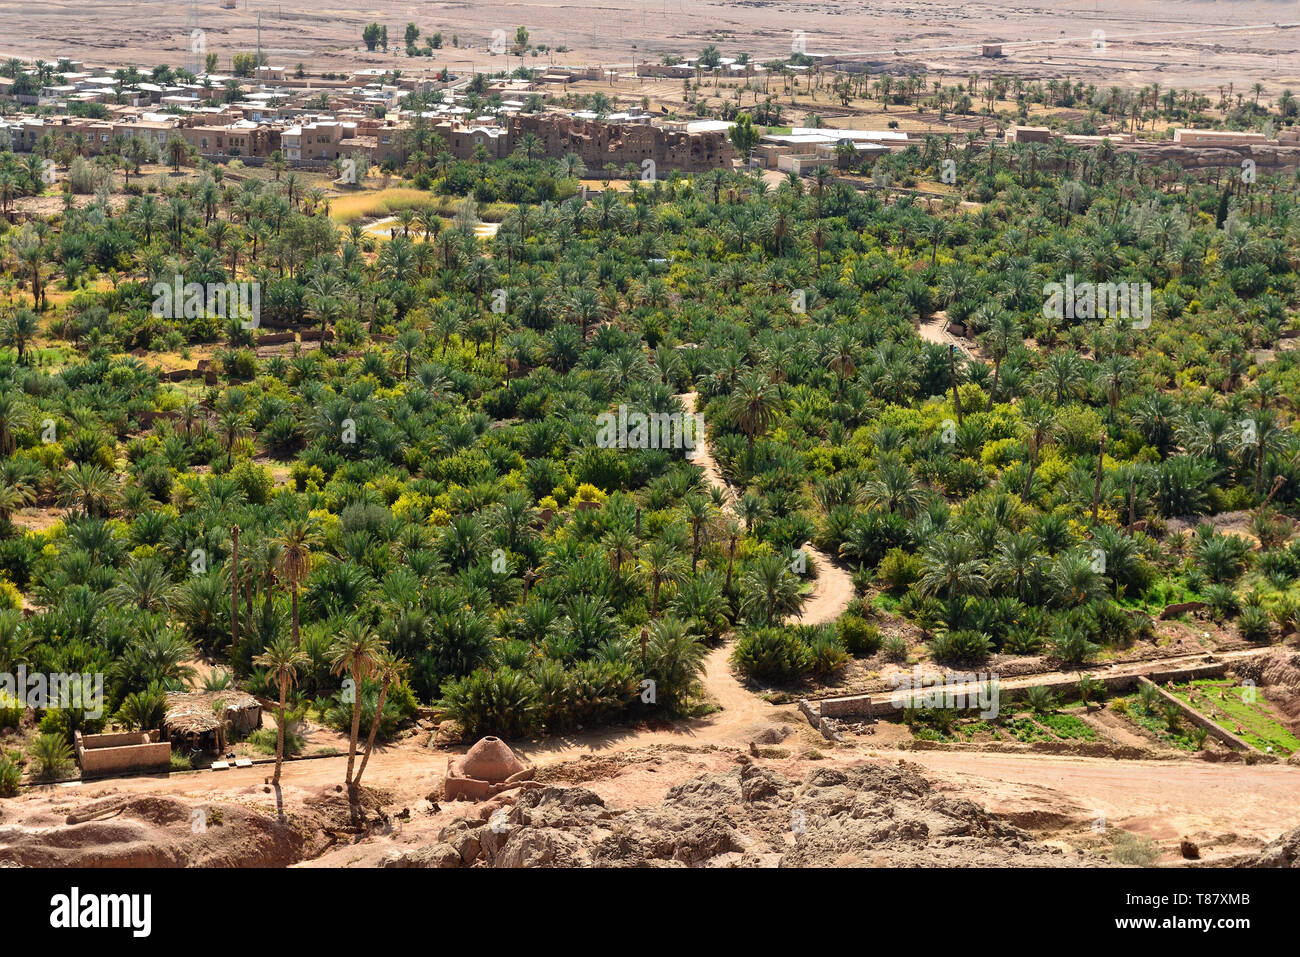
[164,690,263,754]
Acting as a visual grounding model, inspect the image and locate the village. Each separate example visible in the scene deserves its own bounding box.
[5,36,1300,187]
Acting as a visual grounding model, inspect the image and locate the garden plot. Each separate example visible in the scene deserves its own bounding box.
[1168,678,1300,757]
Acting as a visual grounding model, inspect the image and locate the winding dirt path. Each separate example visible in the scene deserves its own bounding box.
[678,392,856,629]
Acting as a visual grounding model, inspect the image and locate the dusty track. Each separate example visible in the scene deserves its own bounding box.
[678,391,857,629]
[899,749,1300,855]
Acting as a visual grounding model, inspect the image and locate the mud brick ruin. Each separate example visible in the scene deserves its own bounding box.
[508,113,735,172]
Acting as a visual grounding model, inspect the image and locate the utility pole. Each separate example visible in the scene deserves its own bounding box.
[256,11,262,87]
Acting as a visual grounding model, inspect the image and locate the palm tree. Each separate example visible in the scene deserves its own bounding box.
[739,553,804,624]
[2,308,40,363]
[215,409,250,466]
[863,458,925,516]
[976,311,1021,410]
[601,524,636,582]
[277,519,320,645]
[916,537,989,604]
[165,135,189,171]
[735,492,766,532]
[1237,407,1288,497]
[681,494,715,572]
[638,540,688,618]
[57,463,118,518]
[727,368,781,454]
[253,635,308,790]
[991,531,1044,602]
[107,556,176,613]
[393,327,424,380]
[352,648,407,791]
[0,476,35,526]
[329,621,386,820]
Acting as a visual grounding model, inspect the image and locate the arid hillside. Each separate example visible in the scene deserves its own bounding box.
[1,0,1297,92]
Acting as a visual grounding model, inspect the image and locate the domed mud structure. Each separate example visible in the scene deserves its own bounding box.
[443,737,539,801]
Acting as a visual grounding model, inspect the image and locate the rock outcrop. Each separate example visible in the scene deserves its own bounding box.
[389,760,1090,868]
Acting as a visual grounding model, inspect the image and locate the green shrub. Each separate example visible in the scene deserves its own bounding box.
[875,548,920,593]
[1003,626,1043,655]
[170,752,195,772]
[248,726,304,757]
[0,752,20,796]
[929,629,992,665]
[0,692,22,730]
[117,687,167,731]
[642,616,708,715]
[881,635,909,662]
[801,626,849,677]
[732,627,812,683]
[28,734,74,781]
[1237,605,1272,643]
[1050,625,1098,664]
[837,614,881,656]
[435,667,540,739]
[1203,583,1241,620]
[1109,830,1160,866]
[1024,685,1056,713]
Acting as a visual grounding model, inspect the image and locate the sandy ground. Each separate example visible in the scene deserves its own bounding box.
[918,312,982,360]
[1,1,1296,94]
[896,748,1300,858]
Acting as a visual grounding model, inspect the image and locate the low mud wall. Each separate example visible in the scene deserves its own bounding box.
[818,661,1231,719]
[75,730,172,775]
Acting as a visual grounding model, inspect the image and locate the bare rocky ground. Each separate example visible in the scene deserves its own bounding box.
[381,758,1091,868]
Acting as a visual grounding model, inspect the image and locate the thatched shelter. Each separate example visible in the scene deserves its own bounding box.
[164,690,262,754]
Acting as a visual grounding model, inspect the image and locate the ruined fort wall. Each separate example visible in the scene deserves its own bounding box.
[507,114,734,172]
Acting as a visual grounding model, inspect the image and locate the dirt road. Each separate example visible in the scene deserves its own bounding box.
[679,391,857,629]
[896,748,1300,854]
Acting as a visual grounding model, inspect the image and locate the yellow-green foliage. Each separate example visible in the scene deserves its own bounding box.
[0,577,21,611]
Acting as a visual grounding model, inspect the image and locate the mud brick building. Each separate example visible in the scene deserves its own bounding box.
[507,113,735,172]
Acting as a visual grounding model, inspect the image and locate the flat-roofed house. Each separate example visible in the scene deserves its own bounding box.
[1173,128,1268,147]
[180,120,277,158]
[1006,125,1052,143]
[112,118,179,152]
